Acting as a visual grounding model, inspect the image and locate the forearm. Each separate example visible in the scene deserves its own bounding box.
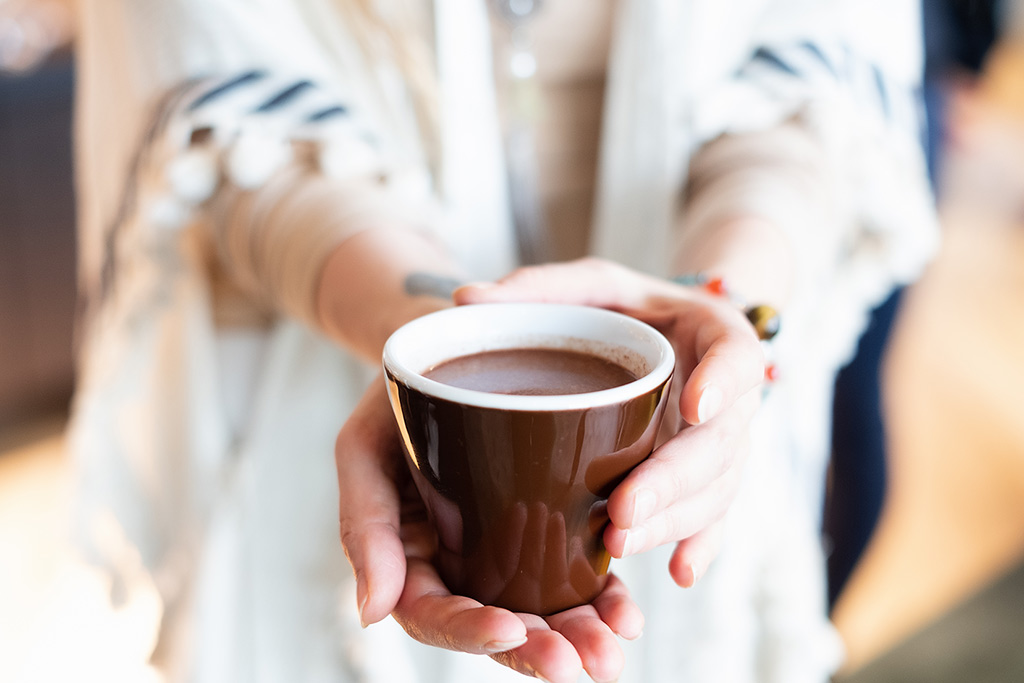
[671,216,793,311]
[675,120,831,311]
[316,225,465,364]
[208,165,463,363]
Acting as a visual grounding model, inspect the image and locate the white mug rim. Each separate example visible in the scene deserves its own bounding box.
[382,303,675,411]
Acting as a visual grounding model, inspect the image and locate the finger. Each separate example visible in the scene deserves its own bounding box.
[668,519,727,588]
[335,380,407,626]
[491,615,582,683]
[453,257,677,310]
[671,303,765,426]
[393,557,528,655]
[606,388,759,535]
[496,578,642,682]
[544,604,624,683]
[591,574,645,640]
[606,451,745,558]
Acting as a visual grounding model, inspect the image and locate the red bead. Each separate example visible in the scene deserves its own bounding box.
[764,363,779,382]
[704,277,728,297]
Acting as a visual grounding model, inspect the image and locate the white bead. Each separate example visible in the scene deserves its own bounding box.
[509,50,536,79]
[508,0,539,17]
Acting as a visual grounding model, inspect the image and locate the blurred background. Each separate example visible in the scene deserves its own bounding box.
[1,0,1023,681]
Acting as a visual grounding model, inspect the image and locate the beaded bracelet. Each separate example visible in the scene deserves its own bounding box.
[672,273,780,383]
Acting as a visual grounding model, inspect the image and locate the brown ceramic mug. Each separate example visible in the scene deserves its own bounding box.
[383,303,674,615]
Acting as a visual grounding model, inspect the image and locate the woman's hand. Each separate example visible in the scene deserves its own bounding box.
[454,257,766,587]
[336,379,644,683]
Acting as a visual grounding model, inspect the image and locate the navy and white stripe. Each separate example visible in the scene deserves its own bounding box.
[93,71,383,313]
[186,69,268,111]
[739,41,924,150]
[179,72,370,140]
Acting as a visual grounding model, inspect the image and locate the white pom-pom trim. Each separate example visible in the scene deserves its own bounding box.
[166,148,220,204]
[226,133,293,190]
[146,196,191,231]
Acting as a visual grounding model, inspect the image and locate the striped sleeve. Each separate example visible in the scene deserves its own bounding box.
[99,70,439,327]
[685,33,938,279]
[678,18,940,371]
[155,71,386,207]
[732,40,924,151]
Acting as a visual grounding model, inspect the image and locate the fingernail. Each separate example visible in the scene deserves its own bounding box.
[680,561,704,589]
[358,590,369,628]
[483,637,528,653]
[616,626,644,641]
[453,282,498,304]
[522,664,551,682]
[681,563,697,588]
[460,281,497,291]
[693,555,711,585]
[630,488,656,527]
[697,385,723,423]
[623,527,646,557]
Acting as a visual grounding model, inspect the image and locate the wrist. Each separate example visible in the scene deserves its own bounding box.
[672,273,780,341]
[673,215,794,312]
[316,226,464,363]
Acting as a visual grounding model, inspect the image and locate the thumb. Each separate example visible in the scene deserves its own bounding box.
[336,379,408,626]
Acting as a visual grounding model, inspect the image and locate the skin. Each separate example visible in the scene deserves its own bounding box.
[321,216,791,682]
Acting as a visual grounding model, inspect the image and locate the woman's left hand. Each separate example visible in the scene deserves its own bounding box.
[454,257,766,587]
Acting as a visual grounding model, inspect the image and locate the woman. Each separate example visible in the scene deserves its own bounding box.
[70,0,937,681]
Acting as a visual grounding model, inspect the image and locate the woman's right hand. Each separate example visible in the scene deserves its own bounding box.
[335,379,644,683]
[454,258,766,588]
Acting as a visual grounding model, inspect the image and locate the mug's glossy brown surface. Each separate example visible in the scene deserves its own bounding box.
[387,370,670,615]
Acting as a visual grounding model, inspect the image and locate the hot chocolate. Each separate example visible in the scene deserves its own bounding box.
[424,347,638,396]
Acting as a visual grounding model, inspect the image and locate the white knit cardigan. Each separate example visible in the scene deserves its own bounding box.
[70,1,937,681]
